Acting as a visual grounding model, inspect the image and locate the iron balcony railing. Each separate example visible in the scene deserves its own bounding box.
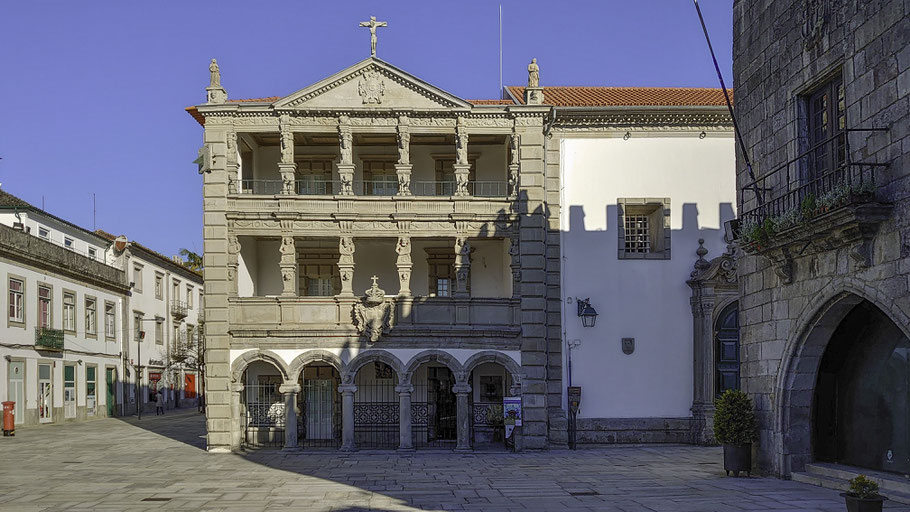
[233,178,509,198]
[35,327,64,350]
[170,300,188,318]
[738,128,888,235]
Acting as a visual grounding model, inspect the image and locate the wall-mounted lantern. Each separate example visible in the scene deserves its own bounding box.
[576,298,598,328]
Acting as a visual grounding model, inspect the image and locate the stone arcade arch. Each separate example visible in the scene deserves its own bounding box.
[231,352,293,450]
[774,279,910,476]
[463,351,522,449]
[403,350,466,449]
[290,350,345,449]
[340,350,405,450]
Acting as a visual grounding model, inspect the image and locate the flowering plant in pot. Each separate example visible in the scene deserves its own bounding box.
[713,389,756,477]
[841,475,886,512]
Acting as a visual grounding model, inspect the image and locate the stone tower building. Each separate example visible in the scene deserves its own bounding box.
[732,0,910,483]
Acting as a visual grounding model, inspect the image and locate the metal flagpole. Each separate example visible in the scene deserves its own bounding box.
[499,4,503,100]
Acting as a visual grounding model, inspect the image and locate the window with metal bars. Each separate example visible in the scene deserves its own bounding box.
[624,214,652,254]
[617,198,671,260]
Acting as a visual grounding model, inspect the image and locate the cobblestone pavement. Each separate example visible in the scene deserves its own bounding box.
[1,411,907,512]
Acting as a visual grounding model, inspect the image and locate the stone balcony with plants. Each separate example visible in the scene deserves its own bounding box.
[35,326,65,351]
[734,129,891,282]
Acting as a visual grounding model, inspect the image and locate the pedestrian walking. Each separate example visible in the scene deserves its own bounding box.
[155,389,164,416]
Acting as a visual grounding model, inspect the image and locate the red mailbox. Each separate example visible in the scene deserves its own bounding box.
[2,401,14,436]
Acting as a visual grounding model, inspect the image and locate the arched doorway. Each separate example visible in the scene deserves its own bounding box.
[241,360,287,448]
[469,362,514,450]
[813,300,910,474]
[298,363,341,449]
[715,302,740,395]
[410,361,458,449]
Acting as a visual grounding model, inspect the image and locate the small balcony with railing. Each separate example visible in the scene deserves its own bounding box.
[734,128,891,270]
[35,326,64,351]
[171,300,188,319]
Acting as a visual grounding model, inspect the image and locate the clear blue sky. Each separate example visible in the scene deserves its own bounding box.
[0,1,732,258]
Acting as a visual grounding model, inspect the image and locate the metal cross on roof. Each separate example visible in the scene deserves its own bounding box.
[359,16,387,57]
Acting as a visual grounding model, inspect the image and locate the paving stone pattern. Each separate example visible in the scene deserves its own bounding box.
[0,412,906,511]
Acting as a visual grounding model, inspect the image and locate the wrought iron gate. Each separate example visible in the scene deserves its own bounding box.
[354,381,399,449]
[300,379,341,448]
[243,383,285,448]
[412,373,457,449]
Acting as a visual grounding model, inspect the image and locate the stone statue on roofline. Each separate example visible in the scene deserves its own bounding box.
[527,58,539,88]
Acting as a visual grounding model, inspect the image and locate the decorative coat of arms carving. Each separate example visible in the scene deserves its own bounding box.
[353,276,393,342]
[358,71,385,104]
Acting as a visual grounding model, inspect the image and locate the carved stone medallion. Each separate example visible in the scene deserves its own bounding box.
[358,71,385,105]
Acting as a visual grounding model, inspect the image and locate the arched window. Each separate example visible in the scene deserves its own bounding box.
[715,302,740,395]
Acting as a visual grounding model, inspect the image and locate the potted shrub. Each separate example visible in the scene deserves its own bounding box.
[713,389,756,477]
[841,475,887,512]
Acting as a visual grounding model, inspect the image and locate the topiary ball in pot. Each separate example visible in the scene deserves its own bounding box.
[714,389,757,477]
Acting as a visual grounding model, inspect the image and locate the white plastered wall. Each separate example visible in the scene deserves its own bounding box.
[560,133,736,419]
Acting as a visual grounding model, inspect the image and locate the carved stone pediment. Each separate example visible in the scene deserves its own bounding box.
[273,58,473,111]
[352,276,393,342]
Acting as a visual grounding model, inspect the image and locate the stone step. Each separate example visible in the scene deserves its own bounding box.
[792,464,910,505]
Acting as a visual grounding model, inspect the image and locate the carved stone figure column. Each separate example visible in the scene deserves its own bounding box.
[227,233,240,297]
[339,383,357,451]
[226,128,240,194]
[337,117,355,196]
[454,237,471,298]
[338,236,356,297]
[230,382,244,451]
[396,236,412,296]
[279,114,297,194]
[509,236,520,299]
[454,118,471,197]
[509,130,520,199]
[279,383,300,450]
[279,235,297,296]
[396,116,412,196]
[524,58,544,105]
[453,383,472,452]
[396,384,414,451]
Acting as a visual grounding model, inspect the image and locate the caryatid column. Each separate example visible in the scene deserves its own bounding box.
[454,118,471,197]
[509,235,520,299]
[226,128,240,194]
[396,236,412,296]
[279,235,297,296]
[509,129,520,199]
[230,381,244,451]
[338,236,356,297]
[337,116,355,196]
[279,382,300,450]
[396,116,412,196]
[227,233,240,297]
[454,236,471,298]
[339,383,357,451]
[279,114,296,194]
[453,382,472,452]
[396,384,414,451]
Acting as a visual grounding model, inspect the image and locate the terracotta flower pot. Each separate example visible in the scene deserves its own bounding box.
[723,443,751,477]
[841,493,886,512]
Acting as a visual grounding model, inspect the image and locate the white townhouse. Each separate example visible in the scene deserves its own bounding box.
[0,189,129,426]
[95,231,204,415]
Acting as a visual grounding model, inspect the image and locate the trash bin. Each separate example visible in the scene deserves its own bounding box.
[2,401,14,437]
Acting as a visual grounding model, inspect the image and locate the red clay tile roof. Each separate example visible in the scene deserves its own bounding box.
[505,86,732,107]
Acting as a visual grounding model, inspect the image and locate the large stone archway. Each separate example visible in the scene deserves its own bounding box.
[774,280,910,476]
[402,349,466,385]
[230,349,292,384]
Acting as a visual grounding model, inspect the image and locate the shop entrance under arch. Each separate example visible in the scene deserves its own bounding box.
[811,299,910,474]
